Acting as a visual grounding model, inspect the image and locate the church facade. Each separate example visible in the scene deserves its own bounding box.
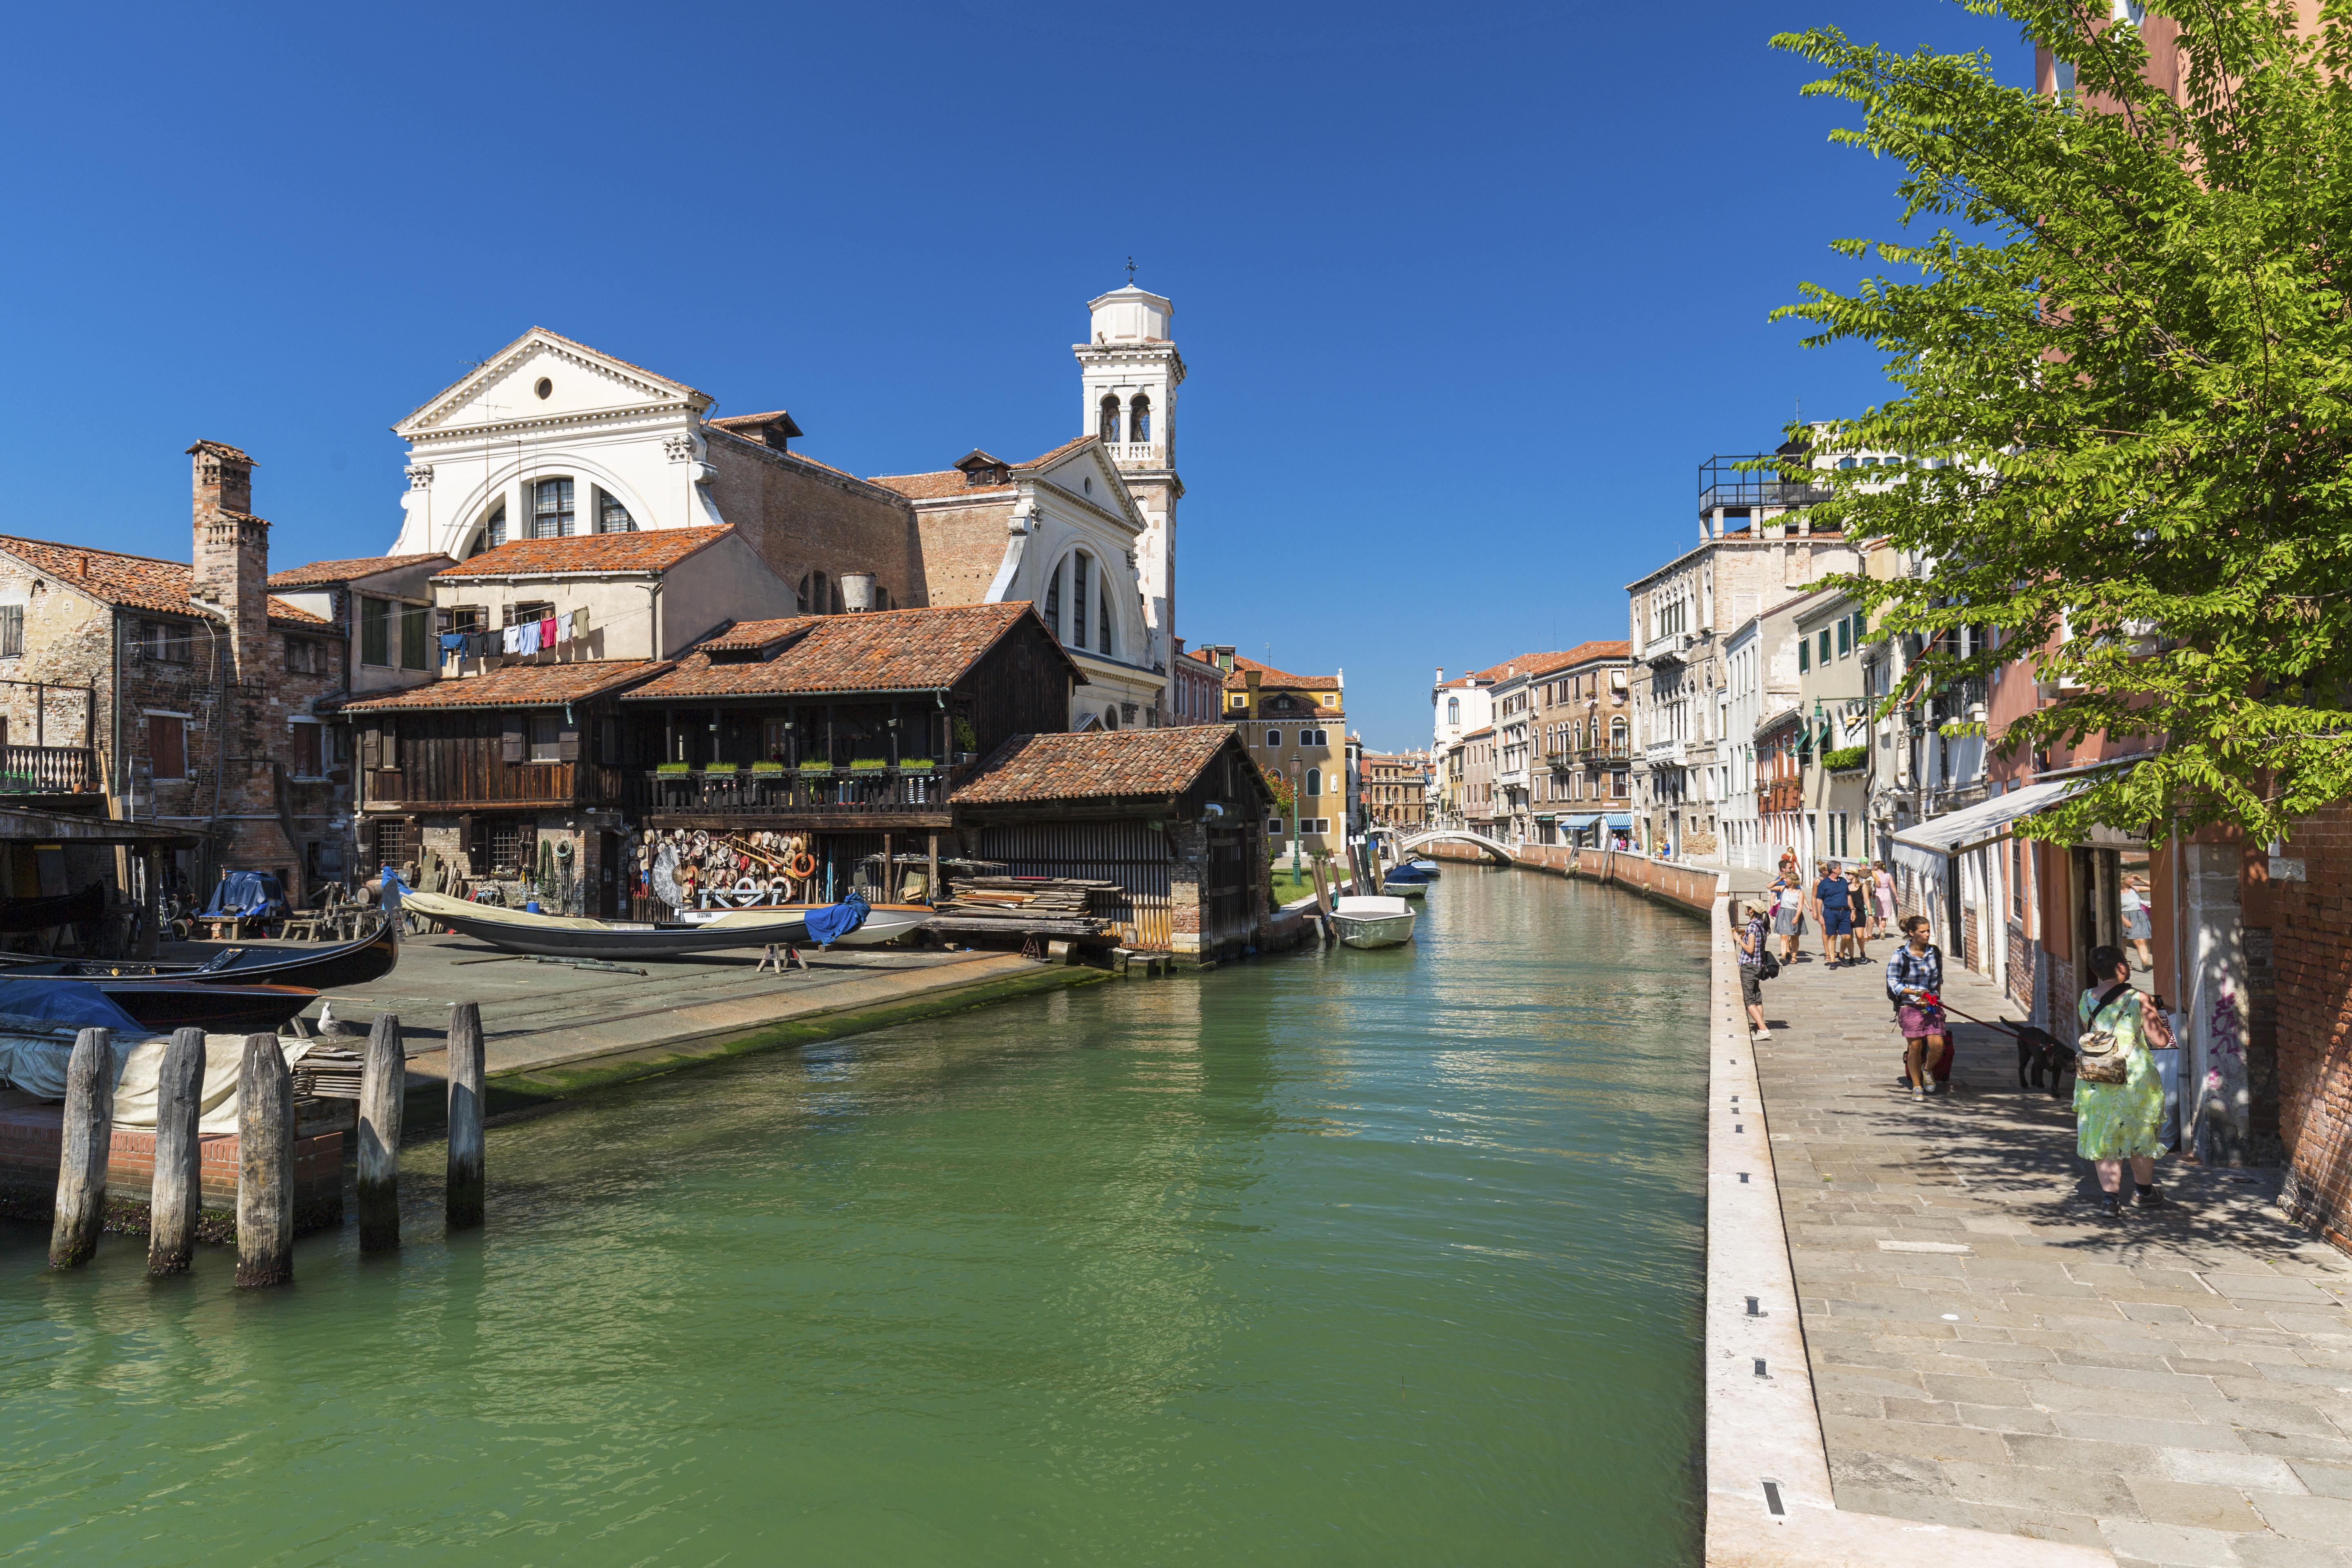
[380,282,1189,731]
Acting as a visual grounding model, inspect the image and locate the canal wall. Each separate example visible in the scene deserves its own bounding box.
[1417,841,1717,918]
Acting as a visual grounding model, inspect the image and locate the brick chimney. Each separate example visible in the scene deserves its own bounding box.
[188,441,268,681]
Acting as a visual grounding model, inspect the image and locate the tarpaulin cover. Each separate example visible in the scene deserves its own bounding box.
[0,978,145,1034]
[203,870,286,919]
[804,892,871,947]
[0,1020,312,1134]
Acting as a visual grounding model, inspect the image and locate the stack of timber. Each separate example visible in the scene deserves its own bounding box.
[290,1045,365,1101]
[927,876,1117,942]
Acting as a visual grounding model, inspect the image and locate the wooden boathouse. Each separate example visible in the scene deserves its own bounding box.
[950,726,1275,962]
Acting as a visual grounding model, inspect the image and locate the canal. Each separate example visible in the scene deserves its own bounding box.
[0,866,1708,1565]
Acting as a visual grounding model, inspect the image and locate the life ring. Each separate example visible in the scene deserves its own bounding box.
[786,851,818,880]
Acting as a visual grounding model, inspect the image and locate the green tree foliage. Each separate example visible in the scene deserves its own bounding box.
[1772,0,2352,844]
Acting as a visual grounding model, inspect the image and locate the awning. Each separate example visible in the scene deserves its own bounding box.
[1604,813,1633,830]
[1891,779,2083,858]
[1557,813,1599,829]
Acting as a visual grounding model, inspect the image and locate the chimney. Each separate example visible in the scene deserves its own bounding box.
[188,440,268,681]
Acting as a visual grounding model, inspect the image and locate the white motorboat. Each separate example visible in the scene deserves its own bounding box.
[1330,894,1417,949]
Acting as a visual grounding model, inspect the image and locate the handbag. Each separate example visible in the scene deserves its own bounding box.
[2074,982,2138,1085]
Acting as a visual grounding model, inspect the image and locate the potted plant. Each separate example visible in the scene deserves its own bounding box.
[655,762,690,775]
[850,757,886,770]
[799,760,833,774]
[703,761,739,776]
[902,757,935,771]
[750,760,785,773]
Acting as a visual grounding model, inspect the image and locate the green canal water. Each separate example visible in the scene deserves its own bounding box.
[0,868,1708,1566]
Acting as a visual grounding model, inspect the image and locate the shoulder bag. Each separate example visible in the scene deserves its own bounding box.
[2074,982,2138,1085]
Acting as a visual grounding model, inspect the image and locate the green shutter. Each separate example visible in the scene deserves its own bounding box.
[400,605,430,670]
[1797,639,1810,672]
[360,597,390,667]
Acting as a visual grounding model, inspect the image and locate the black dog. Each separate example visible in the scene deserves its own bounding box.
[2010,1020,2074,1097]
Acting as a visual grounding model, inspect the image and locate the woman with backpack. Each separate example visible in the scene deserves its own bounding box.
[2075,944,2172,1217]
[1733,900,1773,1035]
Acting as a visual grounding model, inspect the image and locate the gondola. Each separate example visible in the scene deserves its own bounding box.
[0,918,399,991]
[0,974,317,1036]
[402,889,817,960]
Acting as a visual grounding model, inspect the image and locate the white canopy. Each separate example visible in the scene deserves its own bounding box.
[1891,779,2082,859]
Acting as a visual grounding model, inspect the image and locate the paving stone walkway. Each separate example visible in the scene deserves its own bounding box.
[1752,936,2352,1568]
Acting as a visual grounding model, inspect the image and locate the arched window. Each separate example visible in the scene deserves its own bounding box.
[1097,574,1114,655]
[597,490,635,533]
[1446,696,1460,726]
[1069,554,1091,650]
[481,503,506,552]
[533,477,575,538]
[1098,394,1121,443]
[1102,706,1119,731]
[1610,717,1628,752]
[1306,767,1321,797]
[1043,559,1062,639]
[1265,729,1282,748]
[799,571,837,616]
[1129,394,1151,445]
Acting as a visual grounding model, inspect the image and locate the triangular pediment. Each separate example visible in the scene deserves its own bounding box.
[393,327,710,438]
[1022,437,1145,532]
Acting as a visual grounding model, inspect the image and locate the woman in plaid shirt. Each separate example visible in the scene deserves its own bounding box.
[1886,915,1950,1100]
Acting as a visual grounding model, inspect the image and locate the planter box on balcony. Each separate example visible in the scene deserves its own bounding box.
[902,759,935,770]
[798,764,833,774]
[702,764,739,776]
[849,759,886,771]
[750,762,785,774]
[656,763,690,775]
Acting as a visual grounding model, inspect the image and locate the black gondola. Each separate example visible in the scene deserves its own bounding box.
[85,980,318,1035]
[0,917,398,991]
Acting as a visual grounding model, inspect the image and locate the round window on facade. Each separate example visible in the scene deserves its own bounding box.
[535,377,553,400]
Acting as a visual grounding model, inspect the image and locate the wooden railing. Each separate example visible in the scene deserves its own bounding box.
[627,764,953,817]
[365,759,621,808]
[0,746,95,793]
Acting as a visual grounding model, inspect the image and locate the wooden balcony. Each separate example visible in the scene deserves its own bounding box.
[626,764,956,828]
[365,758,621,810]
[0,746,96,794]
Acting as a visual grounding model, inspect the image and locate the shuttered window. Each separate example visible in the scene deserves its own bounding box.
[360,597,392,667]
[147,715,187,780]
[400,606,431,670]
[0,605,21,659]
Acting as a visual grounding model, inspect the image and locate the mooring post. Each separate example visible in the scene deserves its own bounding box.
[47,1026,114,1269]
[235,1033,294,1288]
[445,1001,485,1230]
[357,1011,403,1252]
[147,1027,206,1276]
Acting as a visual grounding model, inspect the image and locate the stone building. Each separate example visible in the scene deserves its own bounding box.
[1361,751,1430,828]
[1627,441,1862,860]
[1513,640,1632,847]
[1194,650,1345,859]
[0,441,347,902]
[1719,588,1822,869]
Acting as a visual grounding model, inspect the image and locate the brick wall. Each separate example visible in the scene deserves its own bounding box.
[705,434,927,609]
[2271,802,2352,1251]
[913,499,1019,607]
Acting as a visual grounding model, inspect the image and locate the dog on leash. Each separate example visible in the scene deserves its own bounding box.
[2009,1020,2074,1096]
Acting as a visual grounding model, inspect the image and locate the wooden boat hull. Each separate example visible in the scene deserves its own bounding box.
[675,904,932,947]
[12,920,400,991]
[426,904,811,960]
[94,981,318,1034]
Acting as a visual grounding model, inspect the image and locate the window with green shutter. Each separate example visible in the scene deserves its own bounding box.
[360,597,391,667]
[1836,616,1851,656]
[1798,638,1810,673]
[400,605,430,670]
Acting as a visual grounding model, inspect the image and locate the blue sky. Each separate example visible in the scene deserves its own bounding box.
[0,1,2024,751]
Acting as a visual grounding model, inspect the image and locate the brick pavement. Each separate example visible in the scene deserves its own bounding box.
[1753,938,2352,1568]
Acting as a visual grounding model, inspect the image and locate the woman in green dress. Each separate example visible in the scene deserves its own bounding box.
[2075,944,2170,1217]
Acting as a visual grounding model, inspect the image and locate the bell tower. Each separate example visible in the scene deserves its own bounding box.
[1076,276,1183,712]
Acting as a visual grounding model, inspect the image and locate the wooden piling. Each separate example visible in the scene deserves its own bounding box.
[147,1027,207,1277]
[357,1011,403,1252]
[445,1002,485,1230]
[47,1027,114,1269]
[235,1033,294,1288]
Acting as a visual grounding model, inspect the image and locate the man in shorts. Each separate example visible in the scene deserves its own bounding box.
[1885,914,1950,1100]
[1814,861,1858,967]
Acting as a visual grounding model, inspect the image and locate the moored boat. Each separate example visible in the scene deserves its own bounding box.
[1330,894,1417,949]
[678,902,932,948]
[0,975,318,1035]
[1381,864,1435,898]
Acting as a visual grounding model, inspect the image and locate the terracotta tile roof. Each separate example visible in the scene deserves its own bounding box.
[707,410,801,436]
[1014,434,1095,471]
[623,602,1082,700]
[1219,653,1340,692]
[341,659,671,712]
[268,552,451,588]
[187,439,255,465]
[0,534,327,626]
[432,526,732,579]
[954,725,1255,805]
[867,470,1016,501]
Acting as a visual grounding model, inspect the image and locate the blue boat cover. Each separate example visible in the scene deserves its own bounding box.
[203,870,286,919]
[1383,864,1436,882]
[804,891,871,946]
[0,978,147,1035]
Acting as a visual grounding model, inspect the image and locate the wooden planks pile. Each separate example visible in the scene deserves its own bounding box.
[927,876,1116,940]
